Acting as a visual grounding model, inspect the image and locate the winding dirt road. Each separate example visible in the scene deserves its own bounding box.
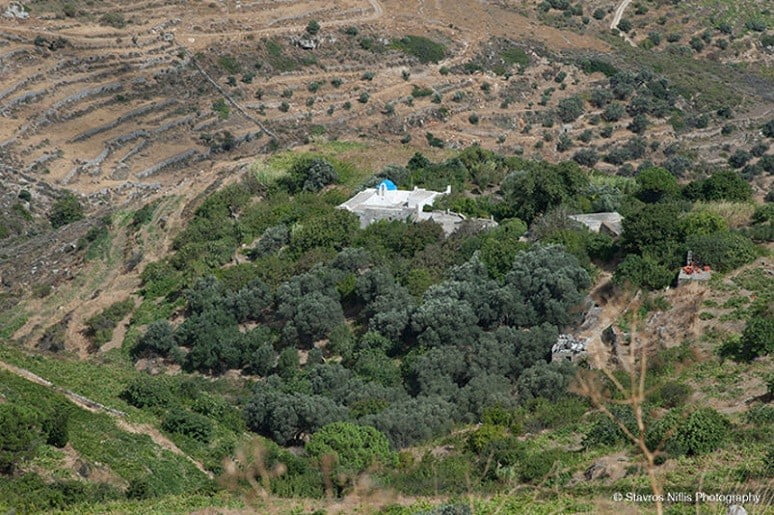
[611,0,635,46]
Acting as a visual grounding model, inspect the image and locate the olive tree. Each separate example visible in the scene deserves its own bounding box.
[504,245,590,327]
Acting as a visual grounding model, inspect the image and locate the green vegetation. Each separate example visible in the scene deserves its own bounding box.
[556,96,584,123]
[501,47,529,68]
[48,192,84,228]
[218,55,241,74]
[305,20,320,36]
[0,370,213,512]
[99,12,126,28]
[306,422,395,475]
[720,315,773,361]
[212,98,230,119]
[393,35,447,64]
[263,39,312,72]
[84,298,135,347]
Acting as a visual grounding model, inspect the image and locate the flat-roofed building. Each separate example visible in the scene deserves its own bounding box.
[568,212,623,238]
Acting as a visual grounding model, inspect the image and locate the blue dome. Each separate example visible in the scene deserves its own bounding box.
[377,179,398,191]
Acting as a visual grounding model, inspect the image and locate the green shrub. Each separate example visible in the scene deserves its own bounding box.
[556,96,584,123]
[393,36,446,63]
[467,424,509,453]
[411,85,433,98]
[502,47,529,68]
[84,298,134,346]
[387,454,476,495]
[218,56,241,74]
[0,473,122,511]
[306,20,320,35]
[687,231,757,273]
[518,397,588,432]
[614,254,674,290]
[721,316,774,361]
[306,422,395,474]
[425,132,444,148]
[120,376,174,409]
[42,405,70,448]
[290,209,359,254]
[746,405,774,426]
[130,320,176,360]
[49,192,84,228]
[652,381,692,408]
[515,361,576,403]
[579,59,617,77]
[281,157,338,193]
[584,405,638,447]
[603,101,628,123]
[126,477,153,500]
[670,408,730,456]
[680,211,728,237]
[684,171,752,202]
[519,448,565,482]
[635,167,679,203]
[212,98,230,119]
[162,408,213,443]
[131,201,158,228]
[191,394,245,432]
[0,405,43,474]
[99,12,126,28]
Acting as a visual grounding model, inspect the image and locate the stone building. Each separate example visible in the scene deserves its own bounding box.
[568,212,623,238]
[551,334,589,363]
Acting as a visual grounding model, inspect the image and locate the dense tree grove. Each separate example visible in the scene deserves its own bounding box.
[127,146,765,472]
[234,242,590,447]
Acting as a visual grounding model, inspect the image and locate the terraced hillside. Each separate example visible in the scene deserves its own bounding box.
[2,0,770,206]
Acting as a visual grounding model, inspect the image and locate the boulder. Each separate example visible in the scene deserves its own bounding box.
[75,460,91,478]
[3,2,29,19]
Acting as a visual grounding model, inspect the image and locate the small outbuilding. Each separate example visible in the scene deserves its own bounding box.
[568,212,623,238]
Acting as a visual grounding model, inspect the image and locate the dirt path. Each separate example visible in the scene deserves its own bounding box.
[576,273,640,369]
[0,359,213,478]
[610,0,635,46]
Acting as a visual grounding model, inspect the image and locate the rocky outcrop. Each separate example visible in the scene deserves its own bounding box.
[3,2,28,20]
